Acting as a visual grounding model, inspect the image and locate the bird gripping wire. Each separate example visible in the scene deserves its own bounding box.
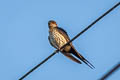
[19,2,120,80]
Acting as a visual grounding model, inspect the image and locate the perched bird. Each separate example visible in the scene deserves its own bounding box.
[48,20,95,69]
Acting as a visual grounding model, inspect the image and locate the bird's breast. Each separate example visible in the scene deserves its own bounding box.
[49,29,68,49]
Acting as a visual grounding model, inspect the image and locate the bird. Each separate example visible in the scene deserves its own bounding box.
[48,20,95,69]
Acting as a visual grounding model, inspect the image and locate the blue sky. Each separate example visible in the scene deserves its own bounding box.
[0,0,120,80]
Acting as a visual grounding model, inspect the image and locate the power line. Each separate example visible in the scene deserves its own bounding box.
[100,62,120,80]
[19,2,120,80]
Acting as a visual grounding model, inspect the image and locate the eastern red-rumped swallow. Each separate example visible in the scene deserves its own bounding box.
[48,20,95,69]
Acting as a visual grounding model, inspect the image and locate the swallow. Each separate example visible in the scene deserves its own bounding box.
[48,20,95,69]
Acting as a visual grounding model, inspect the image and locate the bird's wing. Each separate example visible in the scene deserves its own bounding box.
[56,27,70,41]
[57,27,69,36]
[55,27,95,69]
[57,27,82,63]
[62,52,81,64]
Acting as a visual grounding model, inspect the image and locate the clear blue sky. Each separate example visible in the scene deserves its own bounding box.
[0,0,120,80]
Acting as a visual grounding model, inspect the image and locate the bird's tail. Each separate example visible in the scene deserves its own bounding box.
[62,52,82,64]
[70,47,95,69]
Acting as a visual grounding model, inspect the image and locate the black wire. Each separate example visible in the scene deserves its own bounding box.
[19,50,59,80]
[19,2,120,80]
[100,62,120,80]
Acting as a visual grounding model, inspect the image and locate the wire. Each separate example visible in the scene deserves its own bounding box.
[19,2,120,80]
[100,62,120,80]
[19,50,58,80]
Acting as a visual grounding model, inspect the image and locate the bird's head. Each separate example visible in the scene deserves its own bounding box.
[48,20,57,29]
